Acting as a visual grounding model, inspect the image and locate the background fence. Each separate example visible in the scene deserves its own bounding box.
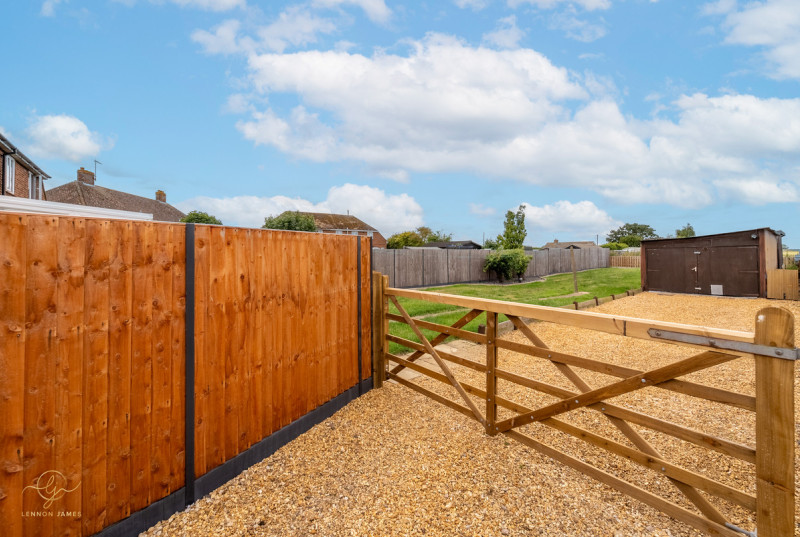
[766,268,799,300]
[372,247,610,288]
[0,214,371,537]
[610,254,642,268]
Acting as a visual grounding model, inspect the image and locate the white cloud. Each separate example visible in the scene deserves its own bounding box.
[455,0,490,10]
[41,0,66,16]
[192,19,244,54]
[257,6,338,52]
[713,178,800,205]
[169,0,244,10]
[508,0,611,11]
[176,184,423,234]
[483,16,525,49]
[26,114,111,162]
[710,0,800,79]
[548,11,607,42]
[229,34,800,209]
[523,200,620,239]
[469,203,496,217]
[312,0,391,24]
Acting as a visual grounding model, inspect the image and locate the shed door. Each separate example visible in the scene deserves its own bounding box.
[707,246,760,297]
[646,248,688,292]
[687,248,705,294]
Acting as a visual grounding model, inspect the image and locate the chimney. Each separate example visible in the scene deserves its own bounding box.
[77,167,95,185]
[553,239,559,244]
[155,190,166,203]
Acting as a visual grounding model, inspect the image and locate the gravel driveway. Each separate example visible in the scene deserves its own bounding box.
[142,293,800,537]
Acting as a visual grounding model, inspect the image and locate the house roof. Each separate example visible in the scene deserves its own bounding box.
[0,133,51,179]
[541,241,597,249]
[292,212,379,233]
[46,181,185,222]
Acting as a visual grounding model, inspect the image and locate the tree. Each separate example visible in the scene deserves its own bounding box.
[263,212,317,231]
[387,226,453,249]
[606,223,658,245]
[497,205,527,250]
[387,230,423,249]
[180,210,222,225]
[483,237,500,250]
[675,223,696,238]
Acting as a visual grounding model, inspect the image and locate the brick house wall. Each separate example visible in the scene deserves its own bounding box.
[1,134,49,199]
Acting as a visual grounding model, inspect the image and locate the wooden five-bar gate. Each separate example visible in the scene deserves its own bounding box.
[372,272,798,537]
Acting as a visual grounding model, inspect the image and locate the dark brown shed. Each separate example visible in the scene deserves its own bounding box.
[641,228,784,298]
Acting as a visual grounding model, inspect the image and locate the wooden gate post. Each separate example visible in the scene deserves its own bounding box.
[754,306,795,537]
[372,271,386,388]
[486,311,498,435]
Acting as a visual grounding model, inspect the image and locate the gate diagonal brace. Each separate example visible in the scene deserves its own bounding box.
[495,350,734,433]
[506,315,730,526]
[389,296,486,425]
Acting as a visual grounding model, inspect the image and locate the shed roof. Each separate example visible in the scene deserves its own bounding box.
[47,181,185,222]
[424,240,482,249]
[641,228,784,244]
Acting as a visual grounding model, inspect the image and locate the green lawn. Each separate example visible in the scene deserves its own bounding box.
[387,268,640,355]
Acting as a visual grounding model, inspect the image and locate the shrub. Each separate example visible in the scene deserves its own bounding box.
[263,212,317,231]
[600,242,628,250]
[180,210,222,225]
[484,249,531,282]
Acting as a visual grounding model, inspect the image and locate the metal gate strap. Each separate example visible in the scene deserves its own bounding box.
[648,328,799,360]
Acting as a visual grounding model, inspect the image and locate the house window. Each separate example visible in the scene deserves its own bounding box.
[28,171,34,199]
[4,155,15,194]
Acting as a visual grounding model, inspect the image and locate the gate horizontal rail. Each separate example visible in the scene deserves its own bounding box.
[371,272,797,537]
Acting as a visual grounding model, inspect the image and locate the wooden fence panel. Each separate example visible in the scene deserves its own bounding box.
[0,215,372,536]
[611,255,642,268]
[766,269,799,300]
[422,250,448,286]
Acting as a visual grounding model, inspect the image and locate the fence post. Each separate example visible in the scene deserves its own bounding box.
[371,271,384,388]
[486,311,498,436]
[754,306,795,537]
[184,223,196,506]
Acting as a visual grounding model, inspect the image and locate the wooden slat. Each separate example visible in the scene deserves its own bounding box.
[208,227,226,468]
[106,219,132,524]
[494,366,756,464]
[494,337,755,411]
[193,225,210,477]
[23,216,58,537]
[486,312,498,436]
[754,307,795,537]
[260,231,274,439]
[509,315,728,523]
[386,313,487,344]
[389,296,484,424]
[0,214,25,537]
[386,335,487,373]
[130,221,154,511]
[496,351,734,432]
[505,431,741,537]
[389,308,482,376]
[223,229,239,462]
[170,224,186,492]
[82,219,111,534]
[150,223,172,501]
[387,373,473,419]
[388,288,755,345]
[54,217,85,537]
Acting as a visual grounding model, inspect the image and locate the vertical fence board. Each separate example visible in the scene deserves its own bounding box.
[106,220,132,525]
[0,215,26,537]
[22,216,58,537]
[54,217,85,537]
[260,231,274,439]
[170,224,186,493]
[130,222,153,512]
[208,228,226,469]
[82,220,111,535]
[193,225,210,478]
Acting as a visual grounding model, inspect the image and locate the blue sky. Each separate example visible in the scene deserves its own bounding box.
[2,0,799,247]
